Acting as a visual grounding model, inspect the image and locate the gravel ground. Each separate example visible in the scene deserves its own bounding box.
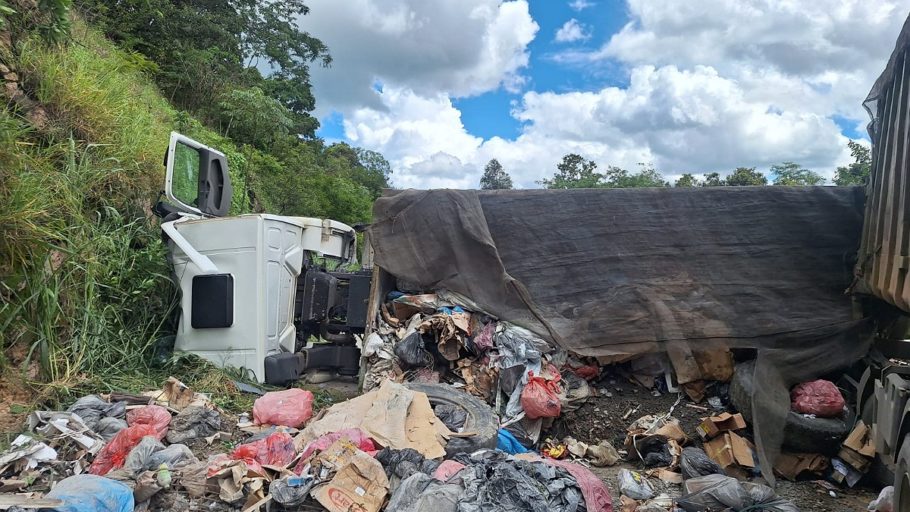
[558,370,883,511]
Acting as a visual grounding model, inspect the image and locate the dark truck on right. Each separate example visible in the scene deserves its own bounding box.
[852,14,910,510]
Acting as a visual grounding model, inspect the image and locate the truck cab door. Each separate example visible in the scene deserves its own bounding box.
[164,132,232,217]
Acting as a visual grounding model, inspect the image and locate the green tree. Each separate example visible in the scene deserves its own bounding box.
[702,172,725,187]
[539,154,601,189]
[675,173,700,187]
[834,140,872,186]
[480,159,513,190]
[603,163,669,188]
[217,87,295,149]
[725,167,767,186]
[771,162,825,186]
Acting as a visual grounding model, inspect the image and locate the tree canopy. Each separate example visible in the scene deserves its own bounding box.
[540,155,669,189]
[834,140,872,186]
[480,159,513,190]
[770,162,825,186]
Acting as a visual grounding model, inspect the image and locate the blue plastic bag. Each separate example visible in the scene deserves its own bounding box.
[45,474,134,512]
[497,428,530,454]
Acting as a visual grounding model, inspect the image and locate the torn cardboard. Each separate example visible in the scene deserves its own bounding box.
[298,380,449,459]
[773,452,829,481]
[311,441,389,512]
[704,431,755,478]
[695,412,746,440]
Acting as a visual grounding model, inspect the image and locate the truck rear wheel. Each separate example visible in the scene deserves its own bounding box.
[895,435,910,512]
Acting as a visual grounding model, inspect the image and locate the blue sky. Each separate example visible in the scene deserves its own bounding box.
[303,0,907,189]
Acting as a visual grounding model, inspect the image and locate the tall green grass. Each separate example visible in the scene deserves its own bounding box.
[0,20,257,410]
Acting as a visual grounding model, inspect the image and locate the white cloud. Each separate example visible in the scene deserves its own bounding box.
[306,0,908,189]
[555,19,590,43]
[569,0,594,11]
[300,0,538,114]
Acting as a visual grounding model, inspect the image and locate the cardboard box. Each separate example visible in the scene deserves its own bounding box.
[704,431,755,471]
[696,412,747,440]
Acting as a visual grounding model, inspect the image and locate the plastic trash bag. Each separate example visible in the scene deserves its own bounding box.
[252,388,314,428]
[680,446,725,479]
[166,406,221,444]
[122,436,165,475]
[521,371,562,419]
[472,321,496,354]
[497,429,530,455]
[791,379,846,417]
[386,472,462,512]
[618,469,654,500]
[434,404,467,431]
[270,474,315,506]
[46,474,134,512]
[67,396,126,431]
[743,482,799,512]
[231,431,296,474]
[126,405,171,440]
[869,486,894,512]
[394,332,432,369]
[677,474,752,511]
[147,443,198,470]
[89,423,158,475]
[432,460,466,481]
[96,417,128,441]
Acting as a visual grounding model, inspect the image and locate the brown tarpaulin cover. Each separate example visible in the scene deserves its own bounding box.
[368,186,872,483]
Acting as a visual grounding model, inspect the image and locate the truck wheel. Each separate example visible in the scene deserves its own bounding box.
[730,360,853,455]
[404,382,499,455]
[895,435,910,512]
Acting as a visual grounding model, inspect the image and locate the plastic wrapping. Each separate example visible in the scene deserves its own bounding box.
[394,332,432,369]
[147,443,198,469]
[126,405,171,440]
[869,486,894,512]
[95,417,128,441]
[298,428,376,461]
[678,474,752,511]
[386,473,462,512]
[89,424,158,475]
[680,446,724,480]
[67,396,126,431]
[270,474,314,506]
[521,372,562,419]
[166,405,221,444]
[252,388,314,428]
[435,404,467,431]
[791,379,846,417]
[231,431,296,474]
[45,474,134,512]
[122,436,164,475]
[497,429,530,455]
[618,469,654,500]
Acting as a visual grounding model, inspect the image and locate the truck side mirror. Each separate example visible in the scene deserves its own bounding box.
[164,132,232,217]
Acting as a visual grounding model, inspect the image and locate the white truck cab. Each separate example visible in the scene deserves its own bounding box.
[155,132,365,383]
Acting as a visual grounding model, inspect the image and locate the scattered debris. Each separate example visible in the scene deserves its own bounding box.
[252,388,314,428]
[703,431,755,479]
[696,412,746,440]
[618,469,654,500]
[774,452,829,481]
[868,485,894,512]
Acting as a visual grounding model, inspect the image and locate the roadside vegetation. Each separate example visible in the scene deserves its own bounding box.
[0,1,387,415]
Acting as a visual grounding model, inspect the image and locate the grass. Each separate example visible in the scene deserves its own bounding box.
[0,19,258,419]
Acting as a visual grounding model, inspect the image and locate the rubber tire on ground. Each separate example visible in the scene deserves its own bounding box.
[894,434,910,512]
[729,360,853,455]
[404,382,499,455]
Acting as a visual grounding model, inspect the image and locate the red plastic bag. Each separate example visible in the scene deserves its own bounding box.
[231,432,297,475]
[88,424,157,475]
[253,389,314,428]
[791,379,845,417]
[521,371,562,419]
[126,405,171,440]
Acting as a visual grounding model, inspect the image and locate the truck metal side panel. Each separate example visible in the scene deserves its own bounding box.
[857,39,910,312]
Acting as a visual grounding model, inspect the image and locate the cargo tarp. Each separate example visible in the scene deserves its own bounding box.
[369,186,871,483]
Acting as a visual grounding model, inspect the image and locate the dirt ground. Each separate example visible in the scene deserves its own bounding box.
[559,372,884,512]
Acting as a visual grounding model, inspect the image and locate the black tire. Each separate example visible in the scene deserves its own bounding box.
[730,360,853,455]
[404,382,499,456]
[894,434,910,512]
